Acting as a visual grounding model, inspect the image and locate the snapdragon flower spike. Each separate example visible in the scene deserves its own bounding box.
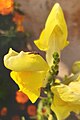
[34,3,69,66]
[4,48,49,103]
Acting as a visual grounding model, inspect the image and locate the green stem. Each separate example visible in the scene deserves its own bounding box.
[62,72,80,85]
[37,52,59,120]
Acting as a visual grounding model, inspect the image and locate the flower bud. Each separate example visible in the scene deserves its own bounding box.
[72,61,80,74]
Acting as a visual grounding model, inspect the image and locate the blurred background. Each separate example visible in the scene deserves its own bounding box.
[0,0,80,120]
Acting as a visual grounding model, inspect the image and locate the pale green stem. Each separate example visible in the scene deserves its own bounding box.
[62,72,80,85]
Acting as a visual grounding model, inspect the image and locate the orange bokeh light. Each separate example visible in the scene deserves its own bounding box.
[11,115,20,120]
[13,12,24,32]
[27,105,37,116]
[0,0,14,15]
[0,107,8,116]
[16,91,29,104]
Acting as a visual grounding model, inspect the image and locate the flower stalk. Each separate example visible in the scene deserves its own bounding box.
[37,52,60,120]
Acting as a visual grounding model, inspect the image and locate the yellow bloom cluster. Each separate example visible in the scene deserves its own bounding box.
[51,76,80,120]
[4,3,80,120]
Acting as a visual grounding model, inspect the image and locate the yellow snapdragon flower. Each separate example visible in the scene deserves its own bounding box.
[4,48,49,103]
[4,3,69,107]
[51,76,80,120]
[34,3,69,66]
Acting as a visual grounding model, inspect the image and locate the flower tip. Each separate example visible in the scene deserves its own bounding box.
[9,48,13,53]
[34,40,37,45]
[54,3,60,7]
[53,3,61,10]
[34,40,40,50]
[67,41,69,46]
[34,39,39,46]
[34,39,48,51]
[3,48,18,70]
[8,48,17,55]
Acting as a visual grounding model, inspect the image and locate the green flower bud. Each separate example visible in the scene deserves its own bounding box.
[72,61,80,74]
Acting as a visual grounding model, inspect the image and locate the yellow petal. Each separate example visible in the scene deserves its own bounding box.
[51,94,80,120]
[10,71,47,103]
[46,25,69,66]
[19,89,39,103]
[51,95,71,120]
[34,29,48,51]
[34,3,68,52]
[4,48,49,72]
[51,81,80,120]
[52,82,80,104]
